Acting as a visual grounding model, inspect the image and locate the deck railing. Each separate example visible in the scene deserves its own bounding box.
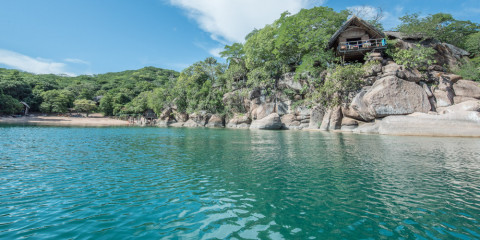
[338,38,387,53]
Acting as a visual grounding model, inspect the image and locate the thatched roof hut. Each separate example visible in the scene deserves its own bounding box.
[328,16,387,61]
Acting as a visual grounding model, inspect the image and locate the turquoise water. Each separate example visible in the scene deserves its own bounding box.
[1,126,480,239]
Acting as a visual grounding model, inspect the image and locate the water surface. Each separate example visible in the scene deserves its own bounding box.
[1,126,479,239]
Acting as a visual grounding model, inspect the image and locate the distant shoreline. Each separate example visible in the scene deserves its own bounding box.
[0,115,129,127]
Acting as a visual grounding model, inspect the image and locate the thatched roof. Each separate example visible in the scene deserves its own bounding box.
[328,16,385,49]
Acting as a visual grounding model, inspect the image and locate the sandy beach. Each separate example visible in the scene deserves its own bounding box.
[0,115,130,127]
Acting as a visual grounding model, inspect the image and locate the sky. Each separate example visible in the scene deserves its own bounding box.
[0,0,479,76]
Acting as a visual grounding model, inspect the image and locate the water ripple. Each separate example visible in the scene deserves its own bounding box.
[0,126,479,239]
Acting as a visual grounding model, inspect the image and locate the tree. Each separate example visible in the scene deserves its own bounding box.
[465,32,480,57]
[40,89,74,113]
[397,13,479,49]
[99,94,114,116]
[73,99,97,117]
[0,70,32,100]
[0,94,23,115]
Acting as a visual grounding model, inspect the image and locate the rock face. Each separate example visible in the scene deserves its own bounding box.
[319,107,342,131]
[205,114,224,128]
[308,106,324,129]
[438,100,480,114]
[347,77,430,121]
[453,80,480,99]
[377,112,480,137]
[250,113,282,130]
[226,114,251,129]
[363,76,431,118]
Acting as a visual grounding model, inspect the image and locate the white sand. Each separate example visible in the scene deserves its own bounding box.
[0,115,129,127]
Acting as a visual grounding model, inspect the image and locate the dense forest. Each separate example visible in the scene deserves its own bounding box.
[1,7,479,116]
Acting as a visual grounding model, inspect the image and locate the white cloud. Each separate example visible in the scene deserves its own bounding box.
[208,47,224,58]
[0,49,76,76]
[169,0,325,43]
[64,58,90,65]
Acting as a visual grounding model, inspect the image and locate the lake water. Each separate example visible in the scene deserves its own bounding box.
[1,126,480,239]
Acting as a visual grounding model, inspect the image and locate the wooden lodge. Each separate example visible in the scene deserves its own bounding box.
[328,16,387,62]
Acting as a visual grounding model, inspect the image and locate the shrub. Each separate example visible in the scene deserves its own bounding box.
[388,44,436,70]
[313,63,365,107]
[454,60,480,82]
[0,94,23,115]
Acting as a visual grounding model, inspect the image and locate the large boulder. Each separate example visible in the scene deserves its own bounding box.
[319,107,342,131]
[278,73,303,91]
[453,80,480,99]
[281,114,303,130]
[250,113,282,130]
[183,119,204,128]
[382,62,402,77]
[346,87,375,121]
[438,100,480,114]
[362,76,431,117]
[433,89,454,107]
[205,114,225,128]
[308,106,324,129]
[398,68,423,83]
[377,112,480,137]
[188,111,210,127]
[226,114,251,129]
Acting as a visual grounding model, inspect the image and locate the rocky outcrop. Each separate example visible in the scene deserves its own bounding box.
[308,106,324,129]
[205,114,224,128]
[250,113,283,130]
[437,100,480,114]
[226,114,251,129]
[319,107,342,131]
[347,76,430,121]
[453,80,480,99]
[376,112,480,137]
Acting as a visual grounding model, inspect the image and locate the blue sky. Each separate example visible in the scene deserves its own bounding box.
[0,0,479,76]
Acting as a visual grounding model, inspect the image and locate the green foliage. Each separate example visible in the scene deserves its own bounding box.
[172,58,226,114]
[99,94,114,116]
[0,94,23,114]
[396,13,479,49]
[243,7,348,87]
[465,32,480,56]
[0,71,32,100]
[40,89,74,113]
[73,99,97,116]
[313,64,365,107]
[454,60,480,82]
[388,44,436,70]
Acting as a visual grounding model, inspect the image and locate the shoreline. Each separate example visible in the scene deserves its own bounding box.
[2,115,480,138]
[0,116,130,127]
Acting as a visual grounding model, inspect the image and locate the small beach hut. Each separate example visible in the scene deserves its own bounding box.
[328,16,387,61]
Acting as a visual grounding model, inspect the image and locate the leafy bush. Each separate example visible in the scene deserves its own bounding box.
[73,99,97,116]
[0,94,23,115]
[454,60,480,82]
[313,63,365,107]
[40,90,74,113]
[465,32,480,56]
[396,13,479,49]
[388,44,436,70]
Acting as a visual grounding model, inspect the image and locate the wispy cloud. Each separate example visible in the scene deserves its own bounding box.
[64,58,90,65]
[0,49,76,76]
[208,47,224,58]
[169,0,325,44]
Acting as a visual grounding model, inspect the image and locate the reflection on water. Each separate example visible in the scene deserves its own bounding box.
[0,126,479,239]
